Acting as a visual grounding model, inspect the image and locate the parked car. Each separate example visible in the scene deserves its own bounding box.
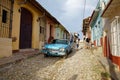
[41,39,72,58]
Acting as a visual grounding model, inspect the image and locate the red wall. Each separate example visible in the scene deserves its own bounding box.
[104,36,120,69]
[94,40,96,46]
[103,36,107,57]
[111,55,120,70]
[100,37,103,46]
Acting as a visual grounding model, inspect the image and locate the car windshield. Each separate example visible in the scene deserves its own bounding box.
[52,39,68,44]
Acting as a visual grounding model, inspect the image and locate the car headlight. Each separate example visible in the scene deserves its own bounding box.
[42,46,46,49]
[59,48,65,52]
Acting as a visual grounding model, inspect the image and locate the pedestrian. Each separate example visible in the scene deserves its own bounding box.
[83,37,86,41]
[86,38,91,49]
[76,38,80,50]
[70,35,74,43]
[48,36,54,43]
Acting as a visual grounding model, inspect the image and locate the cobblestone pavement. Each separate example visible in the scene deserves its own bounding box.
[0,43,106,80]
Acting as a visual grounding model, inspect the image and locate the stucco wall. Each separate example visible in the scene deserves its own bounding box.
[12,1,21,50]
[12,0,44,50]
[0,38,12,58]
[46,23,50,42]
[103,11,120,70]
[46,18,56,42]
[55,27,61,39]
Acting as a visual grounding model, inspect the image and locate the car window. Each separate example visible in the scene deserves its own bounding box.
[51,39,68,44]
[51,39,56,44]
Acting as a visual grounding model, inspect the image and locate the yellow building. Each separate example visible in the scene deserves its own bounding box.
[0,0,70,58]
[0,0,13,58]
[12,0,46,52]
[45,16,56,43]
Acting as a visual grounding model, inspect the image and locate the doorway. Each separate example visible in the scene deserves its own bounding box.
[19,8,32,49]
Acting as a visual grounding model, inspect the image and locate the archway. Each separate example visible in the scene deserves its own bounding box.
[19,8,32,49]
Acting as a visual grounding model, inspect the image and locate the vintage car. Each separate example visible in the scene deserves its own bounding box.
[41,39,73,58]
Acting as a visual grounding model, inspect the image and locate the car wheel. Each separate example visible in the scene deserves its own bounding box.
[62,55,67,59]
[44,54,48,57]
[62,51,68,59]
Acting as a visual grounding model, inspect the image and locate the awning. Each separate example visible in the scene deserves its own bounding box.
[102,0,120,18]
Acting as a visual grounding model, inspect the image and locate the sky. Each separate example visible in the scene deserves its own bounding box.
[36,0,99,39]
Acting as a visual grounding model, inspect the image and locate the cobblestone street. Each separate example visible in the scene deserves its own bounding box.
[0,43,106,80]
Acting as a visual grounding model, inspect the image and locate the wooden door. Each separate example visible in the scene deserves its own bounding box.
[19,8,32,49]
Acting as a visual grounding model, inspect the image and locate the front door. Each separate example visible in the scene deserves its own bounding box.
[19,8,32,49]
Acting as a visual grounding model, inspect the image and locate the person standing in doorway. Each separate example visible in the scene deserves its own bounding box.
[48,36,54,43]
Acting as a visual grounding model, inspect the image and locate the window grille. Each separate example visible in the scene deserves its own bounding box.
[40,26,44,34]
[0,0,13,38]
[111,18,120,56]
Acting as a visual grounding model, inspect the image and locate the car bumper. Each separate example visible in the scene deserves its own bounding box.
[41,50,66,56]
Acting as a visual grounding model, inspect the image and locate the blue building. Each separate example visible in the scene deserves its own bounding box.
[89,0,109,46]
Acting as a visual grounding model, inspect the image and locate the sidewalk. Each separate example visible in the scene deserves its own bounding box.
[91,47,120,80]
[0,49,40,68]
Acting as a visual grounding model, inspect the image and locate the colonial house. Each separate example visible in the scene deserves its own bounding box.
[82,17,91,38]
[89,0,102,47]
[54,24,69,39]
[63,29,69,39]
[12,0,69,51]
[0,0,69,58]
[60,25,66,39]
[0,0,13,58]
[45,14,59,43]
[55,24,61,39]
[102,0,120,70]
[89,0,109,47]
[12,0,47,52]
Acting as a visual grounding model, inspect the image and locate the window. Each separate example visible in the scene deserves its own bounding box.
[57,33,59,36]
[2,9,7,23]
[0,0,12,38]
[98,21,100,24]
[111,18,120,56]
[40,26,44,34]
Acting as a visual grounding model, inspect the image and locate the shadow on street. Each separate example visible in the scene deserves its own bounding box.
[107,58,119,80]
[67,48,77,58]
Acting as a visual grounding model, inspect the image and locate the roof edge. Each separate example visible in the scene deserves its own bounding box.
[101,0,113,17]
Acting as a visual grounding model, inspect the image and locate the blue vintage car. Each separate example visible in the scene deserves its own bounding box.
[41,39,73,57]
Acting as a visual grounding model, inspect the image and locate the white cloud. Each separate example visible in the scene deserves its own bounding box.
[36,0,98,39]
[61,0,83,17]
[86,5,96,10]
[60,0,97,20]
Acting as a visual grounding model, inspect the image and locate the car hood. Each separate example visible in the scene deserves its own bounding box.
[45,44,68,49]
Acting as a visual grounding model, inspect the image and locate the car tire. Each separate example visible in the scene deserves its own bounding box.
[62,51,68,59]
[44,54,48,57]
[62,55,67,59]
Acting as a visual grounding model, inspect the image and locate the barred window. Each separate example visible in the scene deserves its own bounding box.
[2,9,7,23]
[40,26,44,34]
[0,0,12,38]
[111,18,120,56]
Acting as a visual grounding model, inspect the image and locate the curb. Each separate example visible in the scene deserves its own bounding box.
[0,51,41,69]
